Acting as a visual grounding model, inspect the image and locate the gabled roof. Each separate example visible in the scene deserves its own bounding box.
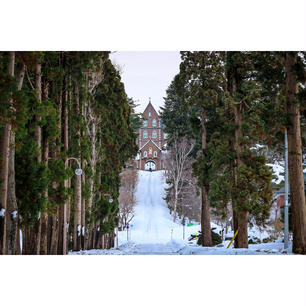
[143,99,159,118]
[139,139,162,151]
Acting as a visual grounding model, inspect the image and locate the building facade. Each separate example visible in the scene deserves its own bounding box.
[135,100,167,171]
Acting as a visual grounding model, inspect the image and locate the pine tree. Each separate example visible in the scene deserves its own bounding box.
[253,51,306,254]
[1,51,137,254]
[175,51,226,246]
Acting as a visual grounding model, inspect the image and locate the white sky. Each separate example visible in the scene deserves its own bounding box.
[110,51,181,114]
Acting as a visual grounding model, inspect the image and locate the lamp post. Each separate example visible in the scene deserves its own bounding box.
[284,129,289,250]
[65,157,82,253]
[103,194,114,247]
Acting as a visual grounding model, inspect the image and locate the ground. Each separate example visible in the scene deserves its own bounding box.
[70,170,292,255]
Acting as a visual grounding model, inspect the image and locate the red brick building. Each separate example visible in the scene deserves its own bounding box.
[135,100,167,171]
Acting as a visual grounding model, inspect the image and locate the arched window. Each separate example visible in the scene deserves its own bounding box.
[152,119,157,127]
[154,151,157,157]
[143,130,148,138]
[149,147,152,154]
[144,151,147,157]
[152,130,157,138]
[143,120,148,127]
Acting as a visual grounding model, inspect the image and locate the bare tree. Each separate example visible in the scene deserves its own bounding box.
[164,136,195,222]
[118,167,138,229]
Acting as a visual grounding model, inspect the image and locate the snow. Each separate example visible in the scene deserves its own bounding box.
[70,170,293,255]
[71,240,292,255]
[267,163,284,184]
[0,208,5,217]
[11,210,17,219]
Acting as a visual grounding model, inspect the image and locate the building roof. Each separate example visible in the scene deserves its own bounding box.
[139,139,162,151]
[143,99,159,118]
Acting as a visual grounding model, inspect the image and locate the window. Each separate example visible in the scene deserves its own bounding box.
[149,147,152,154]
[143,120,148,127]
[164,133,168,139]
[144,151,147,157]
[148,111,152,118]
[152,130,157,138]
[143,130,148,138]
[152,119,157,127]
[154,151,157,157]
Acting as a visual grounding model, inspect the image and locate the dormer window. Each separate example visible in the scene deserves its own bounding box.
[148,111,152,118]
[152,119,157,127]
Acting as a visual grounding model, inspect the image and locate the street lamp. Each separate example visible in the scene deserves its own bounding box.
[103,194,116,246]
[65,157,82,253]
[103,193,113,203]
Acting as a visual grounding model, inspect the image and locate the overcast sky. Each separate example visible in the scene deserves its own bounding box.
[109,51,181,114]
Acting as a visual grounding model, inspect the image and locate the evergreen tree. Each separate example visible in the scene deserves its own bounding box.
[0,51,137,254]
[175,51,226,246]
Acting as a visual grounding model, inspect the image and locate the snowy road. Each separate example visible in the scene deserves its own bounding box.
[128,170,184,244]
[70,170,292,255]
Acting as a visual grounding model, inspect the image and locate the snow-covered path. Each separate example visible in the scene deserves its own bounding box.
[126,170,184,244]
[70,170,292,255]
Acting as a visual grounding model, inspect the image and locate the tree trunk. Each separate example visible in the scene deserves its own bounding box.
[49,83,61,255]
[49,209,59,255]
[6,131,18,255]
[173,187,178,222]
[86,107,96,250]
[6,61,25,255]
[40,79,49,255]
[26,60,43,255]
[0,51,15,255]
[40,133,49,255]
[200,105,212,246]
[285,52,306,254]
[227,59,249,249]
[80,94,86,250]
[73,85,82,251]
[57,84,66,255]
[65,77,71,252]
[233,103,248,248]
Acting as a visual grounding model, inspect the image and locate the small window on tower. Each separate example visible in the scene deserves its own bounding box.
[148,111,152,118]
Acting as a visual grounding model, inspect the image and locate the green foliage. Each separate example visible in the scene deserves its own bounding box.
[0,51,137,242]
[15,138,49,226]
[189,230,222,246]
[166,51,275,235]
